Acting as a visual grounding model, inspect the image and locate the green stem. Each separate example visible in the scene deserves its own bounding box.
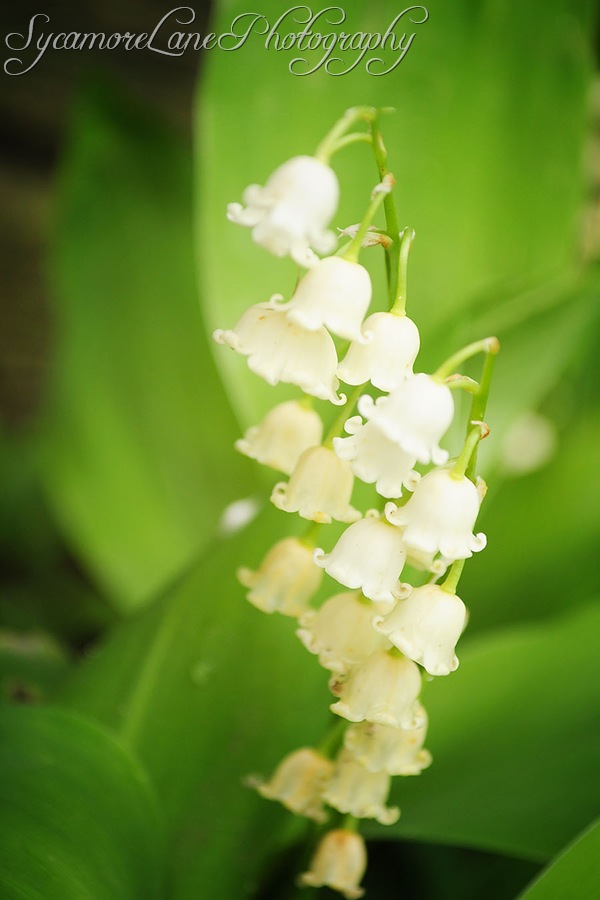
[315,106,377,163]
[317,718,347,759]
[451,424,484,480]
[370,116,401,306]
[342,180,391,263]
[323,384,364,447]
[466,348,497,480]
[434,336,499,381]
[441,559,465,594]
[300,520,323,547]
[390,228,415,315]
[326,132,373,155]
[445,375,480,394]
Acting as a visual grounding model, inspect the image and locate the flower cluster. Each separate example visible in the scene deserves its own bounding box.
[214,108,498,899]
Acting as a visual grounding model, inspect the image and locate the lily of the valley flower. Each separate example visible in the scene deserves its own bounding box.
[213,303,345,404]
[358,373,454,464]
[373,584,467,676]
[271,445,360,524]
[277,256,372,342]
[227,155,339,267]
[333,416,420,499]
[344,713,432,776]
[297,591,390,673]
[235,400,323,475]
[255,747,333,822]
[314,512,408,607]
[385,468,487,561]
[338,312,420,390]
[323,749,400,825]
[299,829,367,900]
[330,648,424,729]
[238,537,322,617]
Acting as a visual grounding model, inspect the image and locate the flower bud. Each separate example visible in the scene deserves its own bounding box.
[238,537,322,616]
[254,747,333,822]
[330,648,424,729]
[323,749,399,824]
[344,713,432,775]
[385,468,486,561]
[299,829,367,899]
[235,400,323,475]
[373,584,467,676]
[297,591,390,673]
[271,445,360,524]
[358,373,454,464]
[338,312,420,390]
[227,155,339,267]
[314,513,407,607]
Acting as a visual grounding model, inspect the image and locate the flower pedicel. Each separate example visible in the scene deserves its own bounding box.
[214,106,499,898]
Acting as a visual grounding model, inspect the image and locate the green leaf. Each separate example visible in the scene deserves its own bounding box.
[39,81,256,612]
[0,705,165,899]
[365,601,600,862]
[196,0,595,427]
[516,819,600,899]
[59,507,330,898]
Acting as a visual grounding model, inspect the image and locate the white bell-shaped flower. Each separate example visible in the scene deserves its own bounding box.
[358,373,454,464]
[385,468,487,561]
[323,749,399,825]
[314,513,408,607]
[278,256,372,342]
[238,537,322,616]
[344,712,432,775]
[373,583,467,676]
[333,417,419,499]
[338,312,420,390]
[297,592,390,673]
[271,445,360,524]
[227,155,339,267]
[299,829,367,900]
[213,303,345,404]
[254,747,333,822]
[330,648,424,729]
[235,400,323,475]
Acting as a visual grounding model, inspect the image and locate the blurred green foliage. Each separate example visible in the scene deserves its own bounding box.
[0,0,599,898]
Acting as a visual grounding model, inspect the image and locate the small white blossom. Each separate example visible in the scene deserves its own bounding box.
[373,584,467,676]
[333,417,419,499]
[299,829,367,900]
[213,303,345,404]
[238,537,322,616]
[330,648,424,729]
[235,400,323,475]
[297,591,390,673]
[344,712,432,776]
[358,373,454,464]
[314,513,408,607]
[338,312,420,391]
[385,468,487,561]
[271,445,360,524]
[254,747,333,822]
[277,256,372,342]
[227,155,339,267]
[323,749,399,825]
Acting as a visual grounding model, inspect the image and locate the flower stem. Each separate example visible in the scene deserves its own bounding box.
[370,116,401,306]
[317,717,347,759]
[466,346,498,480]
[342,178,393,263]
[390,228,415,315]
[323,384,364,447]
[441,559,465,594]
[451,424,485,480]
[434,336,499,381]
[315,106,377,163]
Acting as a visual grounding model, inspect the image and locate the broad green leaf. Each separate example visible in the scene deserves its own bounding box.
[365,601,600,862]
[60,506,330,898]
[39,81,256,612]
[516,819,600,899]
[196,0,595,427]
[0,631,69,704]
[0,705,165,899]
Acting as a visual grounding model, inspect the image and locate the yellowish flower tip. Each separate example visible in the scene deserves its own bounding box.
[485,336,500,354]
[470,419,491,440]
